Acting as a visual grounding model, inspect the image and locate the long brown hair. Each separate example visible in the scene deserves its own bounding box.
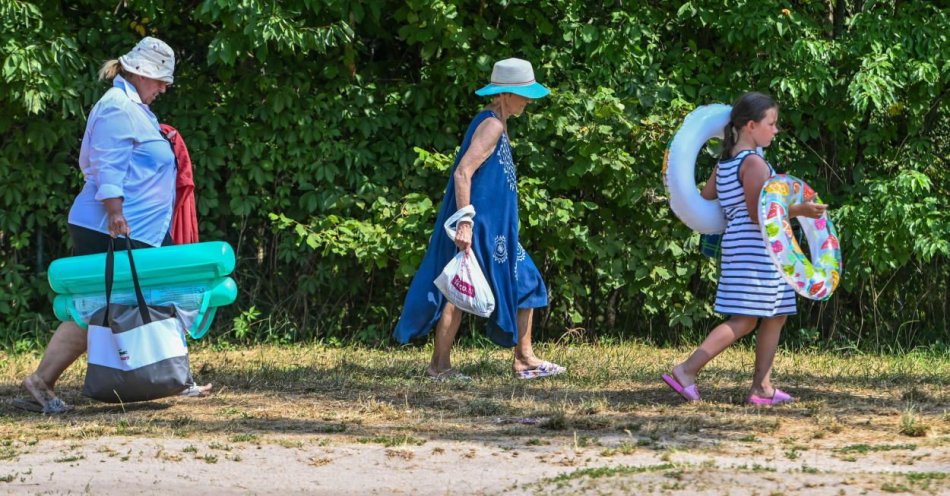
[720,92,778,159]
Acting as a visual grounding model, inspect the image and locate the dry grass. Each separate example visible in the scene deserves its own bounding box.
[0,342,947,493]
[1,343,947,443]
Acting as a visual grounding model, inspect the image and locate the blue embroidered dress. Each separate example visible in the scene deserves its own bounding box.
[394,110,548,347]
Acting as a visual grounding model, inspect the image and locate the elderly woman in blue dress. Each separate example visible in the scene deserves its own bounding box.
[19,37,210,413]
[395,58,566,380]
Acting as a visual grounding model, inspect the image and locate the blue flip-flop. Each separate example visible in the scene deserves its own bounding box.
[11,397,72,414]
[516,361,566,380]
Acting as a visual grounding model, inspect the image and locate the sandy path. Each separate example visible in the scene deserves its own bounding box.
[0,434,946,495]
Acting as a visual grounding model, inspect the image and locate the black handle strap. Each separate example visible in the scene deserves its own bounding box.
[103,236,151,325]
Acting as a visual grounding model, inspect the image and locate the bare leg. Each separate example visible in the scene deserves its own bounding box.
[22,321,86,406]
[750,315,787,397]
[673,315,758,387]
[24,320,217,405]
[512,308,544,372]
[428,303,463,376]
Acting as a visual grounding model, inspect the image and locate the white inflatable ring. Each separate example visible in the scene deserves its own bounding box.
[758,174,842,301]
[663,104,731,234]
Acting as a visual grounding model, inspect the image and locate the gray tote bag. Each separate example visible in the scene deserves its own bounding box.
[83,238,192,403]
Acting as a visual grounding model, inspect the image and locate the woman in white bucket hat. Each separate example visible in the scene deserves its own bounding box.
[395,58,566,381]
[18,37,210,413]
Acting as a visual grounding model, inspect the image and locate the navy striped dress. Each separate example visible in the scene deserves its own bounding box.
[714,150,796,317]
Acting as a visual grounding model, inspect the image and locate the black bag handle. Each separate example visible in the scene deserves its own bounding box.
[104,236,151,325]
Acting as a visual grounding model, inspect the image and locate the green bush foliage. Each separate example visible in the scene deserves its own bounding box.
[1,0,947,349]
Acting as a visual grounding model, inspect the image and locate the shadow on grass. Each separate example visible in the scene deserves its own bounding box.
[1,352,945,448]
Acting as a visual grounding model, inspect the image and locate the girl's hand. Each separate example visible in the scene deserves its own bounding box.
[454,222,472,252]
[790,201,828,219]
[700,165,718,200]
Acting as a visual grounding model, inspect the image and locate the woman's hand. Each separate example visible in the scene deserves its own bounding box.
[789,202,828,219]
[454,222,472,252]
[103,198,130,237]
[108,213,130,237]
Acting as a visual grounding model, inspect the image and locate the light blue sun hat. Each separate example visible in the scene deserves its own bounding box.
[475,58,550,99]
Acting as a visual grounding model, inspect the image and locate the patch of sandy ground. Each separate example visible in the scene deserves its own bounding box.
[0,434,946,495]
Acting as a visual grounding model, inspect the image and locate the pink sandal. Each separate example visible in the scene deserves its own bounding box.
[662,373,700,402]
[747,389,794,405]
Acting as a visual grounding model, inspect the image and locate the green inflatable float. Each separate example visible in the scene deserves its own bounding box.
[48,241,238,339]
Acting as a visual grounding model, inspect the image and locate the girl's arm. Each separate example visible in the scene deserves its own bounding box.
[452,117,503,251]
[739,155,771,225]
[700,166,718,200]
[789,201,828,219]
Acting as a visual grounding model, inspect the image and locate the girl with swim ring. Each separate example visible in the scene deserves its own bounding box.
[663,92,827,405]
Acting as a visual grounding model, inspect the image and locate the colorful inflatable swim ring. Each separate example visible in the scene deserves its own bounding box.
[664,104,762,234]
[758,174,842,301]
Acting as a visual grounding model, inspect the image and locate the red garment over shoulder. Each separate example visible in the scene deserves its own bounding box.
[160,124,199,245]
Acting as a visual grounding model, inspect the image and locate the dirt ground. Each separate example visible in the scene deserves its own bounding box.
[0,343,947,495]
[0,431,947,495]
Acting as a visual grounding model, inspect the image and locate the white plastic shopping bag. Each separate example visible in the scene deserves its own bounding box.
[434,206,496,317]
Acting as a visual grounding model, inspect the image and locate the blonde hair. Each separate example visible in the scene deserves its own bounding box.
[98,59,126,81]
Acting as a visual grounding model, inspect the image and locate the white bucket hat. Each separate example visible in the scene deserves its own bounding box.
[475,58,550,99]
[119,37,175,84]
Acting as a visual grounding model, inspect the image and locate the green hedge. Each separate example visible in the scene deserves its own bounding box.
[1,0,947,349]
